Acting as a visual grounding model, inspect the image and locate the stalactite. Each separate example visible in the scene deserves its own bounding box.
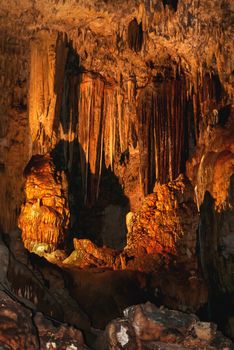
[29,30,68,154]
[117,90,124,153]
[103,86,116,170]
[77,74,105,206]
[137,73,191,194]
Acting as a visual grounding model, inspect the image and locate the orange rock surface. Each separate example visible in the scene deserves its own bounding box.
[125,174,198,269]
[64,238,120,269]
[18,155,69,253]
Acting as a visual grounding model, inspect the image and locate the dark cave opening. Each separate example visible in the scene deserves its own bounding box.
[198,176,234,340]
[219,104,232,127]
[127,18,143,52]
[51,140,130,250]
[162,0,179,11]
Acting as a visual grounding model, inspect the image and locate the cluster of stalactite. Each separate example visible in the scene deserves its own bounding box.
[28,30,229,209]
[77,74,139,206]
[137,76,193,194]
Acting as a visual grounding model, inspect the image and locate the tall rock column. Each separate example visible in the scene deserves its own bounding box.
[18,155,70,254]
[29,30,69,154]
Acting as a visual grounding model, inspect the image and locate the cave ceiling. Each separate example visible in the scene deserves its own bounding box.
[0,0,233,93]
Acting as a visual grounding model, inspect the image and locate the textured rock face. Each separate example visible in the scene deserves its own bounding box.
[18,154,69,253]
[1,290,232,350]
[125,174,198,269]
[60,175,200,272]
[123,175,208,313]
[34,312,88,350]
[62,176,207,314]
[64,238,120,269]
[104,302,233,350]
[0,0,233,343]
[187,107,234,336]
[187,110,234,210]
[0,0,233,234]
[0,291,88,350]
[0,32,30,233]
[0,291,39,350]
[0,231,92,339]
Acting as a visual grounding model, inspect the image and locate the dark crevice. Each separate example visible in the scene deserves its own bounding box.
[162,0,179,11]
[219,104,231,127]
[127,18,143,52]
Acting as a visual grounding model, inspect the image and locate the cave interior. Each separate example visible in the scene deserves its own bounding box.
[0,0,233,349]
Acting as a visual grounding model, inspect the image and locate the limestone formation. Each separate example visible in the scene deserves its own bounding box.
[63,238,120,269]
[0,0,233,344]
[0,0,233,232]
[125,174,198,268]
[18,154,69,254]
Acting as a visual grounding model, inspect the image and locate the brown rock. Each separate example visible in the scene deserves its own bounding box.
[194,322,217,342]
[0,291,39,349]
[34,312,88,350]
[0,290,90,350]
[105,319,137,350]
[104,302,233,350]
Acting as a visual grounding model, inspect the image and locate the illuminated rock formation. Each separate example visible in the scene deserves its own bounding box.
[63,175,199,273]
[123,175,208,313]
[64,238,121,269]
[18,154,69,254]
[125,174,198,269]
[0,0,233,343]
[0,0,233,234]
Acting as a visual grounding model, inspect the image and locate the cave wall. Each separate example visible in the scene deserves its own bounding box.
[27,29,199,246]
[0,0,233,342]
[0,31,31,233]
[0,0,233,248]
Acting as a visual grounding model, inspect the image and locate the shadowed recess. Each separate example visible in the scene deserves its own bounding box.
[127,18,143,52]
